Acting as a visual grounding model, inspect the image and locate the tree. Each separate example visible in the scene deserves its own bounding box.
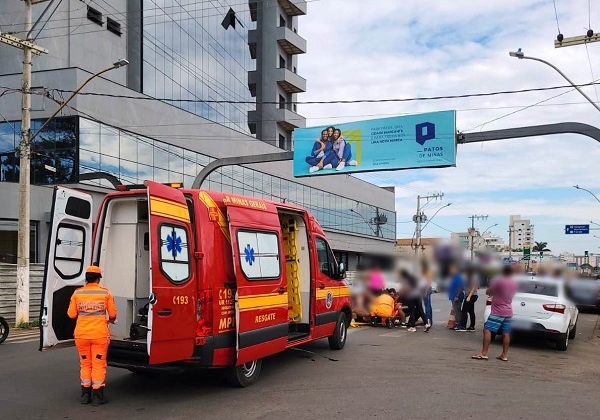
[532,241,551,252]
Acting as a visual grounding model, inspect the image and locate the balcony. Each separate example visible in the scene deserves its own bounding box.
[276,26,306,55]
[275,68,306,94]
[249,1,258,21]
[278,0,307,16]
[276,108,306,131]
[248,70,259,97]
[248,29,257,59]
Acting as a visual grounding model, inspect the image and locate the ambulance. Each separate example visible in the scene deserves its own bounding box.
[40,181,352,386]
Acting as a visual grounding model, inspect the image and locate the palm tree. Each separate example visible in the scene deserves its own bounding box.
[532,241,551,252]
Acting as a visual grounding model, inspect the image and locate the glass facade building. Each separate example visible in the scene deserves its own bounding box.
[141,0,255,134]
[0,117,396,241]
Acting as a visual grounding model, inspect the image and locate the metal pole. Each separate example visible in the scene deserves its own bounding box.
[415,196,421,259]
[16,0,33,326]
[517,54,600,114]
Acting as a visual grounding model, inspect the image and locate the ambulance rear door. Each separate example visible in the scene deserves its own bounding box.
[226,198,288,365]
[40,186,93,350]
[146,181,197,364]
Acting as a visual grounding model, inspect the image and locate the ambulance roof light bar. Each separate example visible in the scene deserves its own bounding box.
[115,182,183,191]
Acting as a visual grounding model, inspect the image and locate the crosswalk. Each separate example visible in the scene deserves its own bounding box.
[2,329,39,345]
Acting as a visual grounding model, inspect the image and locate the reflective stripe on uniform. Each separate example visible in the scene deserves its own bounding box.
[75,290,108,295]
[79,310,107,316]
[81,379,91,386]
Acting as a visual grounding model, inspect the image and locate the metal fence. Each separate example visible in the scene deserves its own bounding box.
[0,263,44,324]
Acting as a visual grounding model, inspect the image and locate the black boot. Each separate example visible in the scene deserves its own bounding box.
[91,387,108,406]
[80,386,91,404]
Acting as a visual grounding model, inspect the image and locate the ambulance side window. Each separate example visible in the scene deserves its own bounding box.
[159,223,190,283]
[316,238,337,279]
[54,223,86,279]
[237,230,281,280]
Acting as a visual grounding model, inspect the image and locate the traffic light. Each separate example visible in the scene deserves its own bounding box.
[585,250,589,258]
[540,251,543,259]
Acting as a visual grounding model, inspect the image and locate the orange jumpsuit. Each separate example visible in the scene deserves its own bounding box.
[369,294,398,324]
[67,283,117,390]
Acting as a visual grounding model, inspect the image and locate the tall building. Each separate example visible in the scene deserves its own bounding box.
[0,0,395,269]
[509,215,534,250]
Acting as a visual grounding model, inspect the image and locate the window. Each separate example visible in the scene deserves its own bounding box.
[65,197,91,220]
[107,18,122,36]
[278,134,286,149]
[279,15,286,27]
[54,224,85,279]
[237,230,280,280]
[279,55,286,69]
[87,6,103,26]
[518,282,558,297]
[0,220,37,263]
[316,238,338,279]
[279,95,285,109]
[159,224,190,283]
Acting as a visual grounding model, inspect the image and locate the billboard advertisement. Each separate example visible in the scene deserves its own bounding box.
[292,110,456,177]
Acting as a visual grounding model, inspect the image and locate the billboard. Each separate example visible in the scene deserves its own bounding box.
[293,111,456,178]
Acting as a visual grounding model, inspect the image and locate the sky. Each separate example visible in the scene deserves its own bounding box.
[298,0,600,255]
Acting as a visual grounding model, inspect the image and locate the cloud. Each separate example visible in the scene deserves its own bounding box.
[300,0,600,253]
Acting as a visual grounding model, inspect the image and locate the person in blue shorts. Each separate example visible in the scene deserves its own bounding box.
[472,264,517,362]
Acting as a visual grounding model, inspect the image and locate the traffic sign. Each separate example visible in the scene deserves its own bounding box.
[565,224,590,234]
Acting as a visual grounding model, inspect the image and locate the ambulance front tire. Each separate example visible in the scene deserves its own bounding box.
[225,359,262,388]
[328,312,348,350]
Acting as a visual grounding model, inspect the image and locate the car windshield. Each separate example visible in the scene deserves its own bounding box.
[517,282,558,297]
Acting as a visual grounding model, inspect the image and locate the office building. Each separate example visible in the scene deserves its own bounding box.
[509,215,534,250]
[0,0,395,270]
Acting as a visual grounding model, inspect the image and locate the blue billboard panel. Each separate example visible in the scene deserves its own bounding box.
[565,224,589,234]
[292,111,456,178]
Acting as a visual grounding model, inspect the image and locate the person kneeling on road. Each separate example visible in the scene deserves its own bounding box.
[369,289,398,327]
[68,265,117,406]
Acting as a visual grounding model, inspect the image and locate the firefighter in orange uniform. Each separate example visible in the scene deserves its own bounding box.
[67,265,117,406]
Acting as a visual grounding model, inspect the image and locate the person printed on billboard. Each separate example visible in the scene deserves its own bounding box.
[324,128,358,171]
[306,130,330,171]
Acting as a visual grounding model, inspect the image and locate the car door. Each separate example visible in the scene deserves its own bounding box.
[40,186,93,350]
[227,203,288,365]
[313,237,341,338]
[146,181,197,364]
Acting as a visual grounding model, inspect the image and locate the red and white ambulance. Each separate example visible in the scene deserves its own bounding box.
[40,181,352,386]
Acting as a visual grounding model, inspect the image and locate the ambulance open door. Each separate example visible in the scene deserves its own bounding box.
[40,186,93,350]
[145,181,197,364]
[227,204,288,365]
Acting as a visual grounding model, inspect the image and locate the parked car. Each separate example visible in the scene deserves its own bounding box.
[566,278,600,311]
[484,276,578,351]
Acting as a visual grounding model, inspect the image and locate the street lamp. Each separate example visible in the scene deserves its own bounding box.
[574,185,600,205]
[15,59,129,325]
[509,49,600,114]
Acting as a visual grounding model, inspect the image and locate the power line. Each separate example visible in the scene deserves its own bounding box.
[44,80,600,106]
[553,0,561,34]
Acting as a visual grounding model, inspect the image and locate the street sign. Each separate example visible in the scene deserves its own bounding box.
[565,224,590,234]
[523,246,531,261]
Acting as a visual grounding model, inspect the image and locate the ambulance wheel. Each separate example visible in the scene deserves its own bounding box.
[0,317,9,344]
[226,359,262,388]
[328,312,348,350]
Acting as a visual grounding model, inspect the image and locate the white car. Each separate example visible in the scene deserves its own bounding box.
[484,276,578,351]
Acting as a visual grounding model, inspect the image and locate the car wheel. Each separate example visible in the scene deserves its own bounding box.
[568,321,577,340]
[556,333,569,351]
[225,359,262,388]
[328,312,348,350]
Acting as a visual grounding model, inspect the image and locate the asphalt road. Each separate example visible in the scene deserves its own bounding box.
[1,292,599,420]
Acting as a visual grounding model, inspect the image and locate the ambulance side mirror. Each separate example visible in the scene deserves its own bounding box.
[338,262,346,280]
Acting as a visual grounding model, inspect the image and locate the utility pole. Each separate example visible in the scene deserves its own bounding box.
[413,193,444,262]
[508,225,514,262]
[0,0,48,325]
[468,215,488,263]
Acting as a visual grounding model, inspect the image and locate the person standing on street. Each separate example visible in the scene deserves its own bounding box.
[421,260,434,328]
[461,266,479,332]
[402,270,430,332]
[67,265,117,406]
[448,264,466,331]
[472,264,518,361]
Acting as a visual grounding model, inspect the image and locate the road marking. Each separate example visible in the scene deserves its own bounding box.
[3,330,39,345]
